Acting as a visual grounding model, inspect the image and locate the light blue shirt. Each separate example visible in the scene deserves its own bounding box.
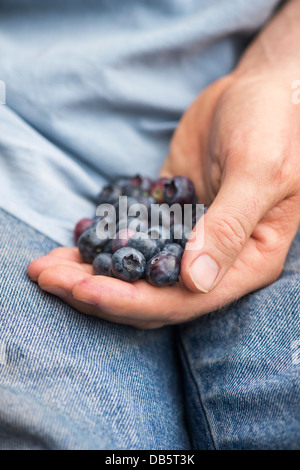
[0,0,282,246]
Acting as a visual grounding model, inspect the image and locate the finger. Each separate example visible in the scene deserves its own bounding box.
[72,275,187,322]
[37,263,92,294]
[37,262,196,324]
[70,236,275,323]
[181,169,276,293]
[159,157,175,179]
[28,255,94,281]
[37,236,289,328]
[37,265,165,329]
[69,244,257,324]
[47,247,84,263]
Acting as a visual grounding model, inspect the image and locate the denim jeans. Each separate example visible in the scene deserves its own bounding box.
[0,208,299,449]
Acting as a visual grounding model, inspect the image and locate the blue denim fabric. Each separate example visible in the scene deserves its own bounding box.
[178,228,300,449]
[0,209,191,450]
[0,208,299,449]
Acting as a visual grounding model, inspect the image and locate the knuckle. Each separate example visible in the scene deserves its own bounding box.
[212,215,248,257]
[267,152,296,196]
[270,164,290,194]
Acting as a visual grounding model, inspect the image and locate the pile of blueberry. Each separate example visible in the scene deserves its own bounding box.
[74,174,205,287]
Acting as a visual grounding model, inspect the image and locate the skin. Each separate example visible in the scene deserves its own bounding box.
[28,0,300,329]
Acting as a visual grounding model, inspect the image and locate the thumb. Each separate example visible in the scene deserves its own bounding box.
[181,173,272,293]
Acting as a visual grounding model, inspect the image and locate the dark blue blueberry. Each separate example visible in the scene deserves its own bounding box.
[162,243,184,260]
[171,224,192,249]
[113,196,139,222]
[96,184,123,206]
[102,239,113,253]
[111,228,137,253]
[135,195,156,218]
[127,200,149,222]
[111,247,146,282]
[124,174,153,194]
[92,252,113,276]
[93,216,116,243]
[116,216,148,234]
[78,227,108,263]
[90,216,103,229]
[147,225,172,249]
[145,252,181,287]
[150,203,175,229]
[163,176,195,206]
[121,186,146,198]
[107,264,115,278]
[127,234,161,261]
[90,213,116,232]
[111,175,132,189]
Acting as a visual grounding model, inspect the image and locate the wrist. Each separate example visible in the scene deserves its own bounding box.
[232,0,300,86]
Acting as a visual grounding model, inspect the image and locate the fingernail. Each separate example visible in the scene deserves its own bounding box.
[42,286,68,298]
[189,254,219,293]
[72,295,96,305]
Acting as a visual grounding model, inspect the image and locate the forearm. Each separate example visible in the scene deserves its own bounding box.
[235,0,300,80]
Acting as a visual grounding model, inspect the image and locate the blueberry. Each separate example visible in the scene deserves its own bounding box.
[171,224,191,249]
[75,174,202,287]
[150,177,170,203]
[74,218,93,244]
[150,203,175,229]
[91,213,116,234]
[78,227,108,263]
[93,252,113,276]
[114,196,139,222]
[116,216,148,234]
[135,195,156,218]
[145,252,181,287]
[124,174,153,194]
[96,184,123,206]
[102,239,113,253]
[111,228,137,253]
[111,247,146,282]
[93,219,116,245]
[127,234,161,261]
[127,203,149,229]
[90,215,105,228]
[147,225,172,249]
[163,243,184,260]
[121,186,146,198]
[111,175,132,188]
[107,264,115,278]
[163,176,195,206]
[115,196,149,233]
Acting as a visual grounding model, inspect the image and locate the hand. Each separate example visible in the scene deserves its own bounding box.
[28,70,300,329]
[161,72,300,295]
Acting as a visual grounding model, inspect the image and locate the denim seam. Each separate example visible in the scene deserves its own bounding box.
[177,333,217,450]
